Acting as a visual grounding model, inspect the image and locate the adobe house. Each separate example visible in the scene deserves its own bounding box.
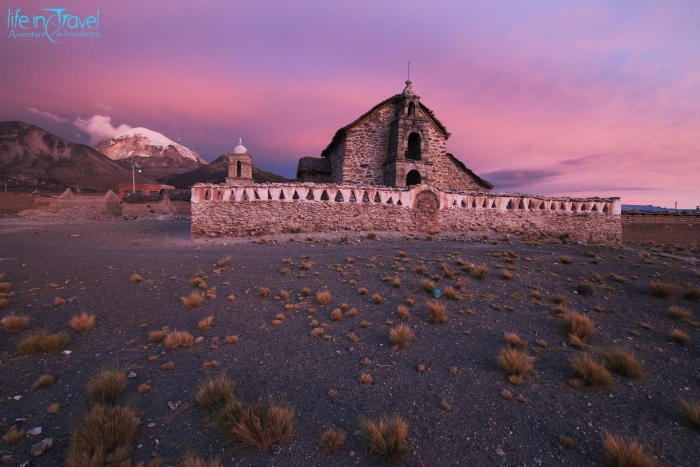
[297,80,493,191]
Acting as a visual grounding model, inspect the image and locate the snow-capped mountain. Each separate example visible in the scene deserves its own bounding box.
[94,127,207,178]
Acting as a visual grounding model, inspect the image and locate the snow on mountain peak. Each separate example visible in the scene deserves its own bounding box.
[104,127,205,164]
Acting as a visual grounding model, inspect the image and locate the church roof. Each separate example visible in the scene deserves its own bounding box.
[320,94,450,158]
[446,153,493,190]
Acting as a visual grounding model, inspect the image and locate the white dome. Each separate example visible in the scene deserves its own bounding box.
[233,138,247,154]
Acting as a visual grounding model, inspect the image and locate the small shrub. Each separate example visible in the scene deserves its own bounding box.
[357,287,368,295]
[560,255,573,265]
[359,414,410,462]
[421,279,436,293]
[216,399,294,449]
[603,433,656,467]
[670,328,690,344]
[196,375,235,412]
[413,265,427,275]
[367,232,377,240]
[397,305,409,319]
[570,353,612,386]
[600,347,643,378]
[668,306,691,321]
[33,374,54,389]
[182,454,221,467]
[347,332,358,342]
[2,312,29,332]
[684,288,700,302]
[217,256,232,268]
[443,286,458,299]
[69,312,95,332]
[473,265,490,280]
[531,291,543,300]
[224,335,239,345]
[301,287,311,296]
[497,347,532,377]
[392,278,401,288]
[65,405,136,465]
[138,384,151,394]
[360,321,370,328]
[564,312,595,339]
[317,290,332,305]
[54,296,66,306]
[502,270,514,280]
[162,361,175,370]
[198,316,214,330]
[345,308,358,317]
[359,373,372,384]
[371,294,383,304]
[258,287,271,297]
[501,389,513,399]
[428,300,446,323]
[318,428,346,452]
[331,309,342,321]
[130,273,146,283]
[505,332,527,349]
[18,331,69,353]
[552,294,566,305]
[649,281,678,298]
[2,426,24,444]
[182,291,205,308]
[149,330,167,343]
[577,283,595,296]
[87,368,127,405]
[389,324,414,349]
[680,398,700,429]
[164,330,194,349]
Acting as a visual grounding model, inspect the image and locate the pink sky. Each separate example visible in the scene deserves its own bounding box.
[2,0,699,207]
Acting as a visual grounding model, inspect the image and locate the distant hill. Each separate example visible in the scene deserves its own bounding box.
[0,121,154,192]
[156,155,290,188]
[94,127,207,180]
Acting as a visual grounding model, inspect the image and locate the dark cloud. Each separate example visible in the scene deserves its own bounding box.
[481,168,562,190]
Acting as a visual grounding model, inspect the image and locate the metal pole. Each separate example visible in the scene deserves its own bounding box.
[132,165,136,195]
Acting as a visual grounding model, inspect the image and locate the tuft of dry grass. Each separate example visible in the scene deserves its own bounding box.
[217,256,232,268]
[33,374,54,389]
[164,330,194,349]
[427,300,446,323]
[679,398,700,429]
[564,312,595,339]
[182,454,221,467]
[316,290,332,305]
[670,328,690,344]
[330,309,342,321]
[2,312,29,332]
[371,294,383,304]
[18,331,69,353]
[600,347,643,378]
[138,384,151,394]
[69,312,95,332]
[501,389,513,400]
[196,375,235,412]
[649,281,678,298]
[473,265,490,280]
[421,279,436,293]
[47,403,60,414]
[357,288,368,295]
[552,294,566,305]
[258,287,271,297]
[359,373,372,384]
[392,277,402,288]
[570,353,612,386]
[54,296,66,306]
[66,405,136,466]
[505,332,527,349]
[224,335,239,345]
[684,288,700,302]
[182,291,205,308]
[497,347,532,377]
[301,287,311,296]
[367,232,377,240]
[149,330,167,343]
[603,433,656,467]
[0,281,11,292]
[668,306,691,321]
[318,428,346,452]
[2,426,24,444]
[443,286,458,300]
[130,273,146,283]
[389,324,414,349]
[359,414,410,462]
[502,270,514,281]
[198,316,214,330]
[536,339,548,348]
[397,305,409,320]
[560,255,573,265]
[216,399,294,449]
[86,368,127,406]
[347,332,358,342]
[560,435,575,448]
[162,361,175,370]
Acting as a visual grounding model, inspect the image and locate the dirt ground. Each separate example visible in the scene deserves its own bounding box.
[0,217,699,466]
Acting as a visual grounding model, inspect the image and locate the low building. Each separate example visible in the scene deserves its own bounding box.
[118,183,174,201]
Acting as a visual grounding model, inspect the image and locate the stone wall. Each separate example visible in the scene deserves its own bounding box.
[191,183,621,243]
[343,103,394,186]
[0,192,40,215]
[622,212,700,244]
[32,189,121,216]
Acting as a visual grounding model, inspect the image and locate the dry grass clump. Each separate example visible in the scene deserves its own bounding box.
[2,312,29,332]
[684,288,700,302]
[162,361,175,370]
[443,286,458,299]
[564,312,595,339]
[603,433,656,467]
[389,324,414,349]
[301,287,311,296]
[577,283,595,296]
[54,296,66,306]
[258,287,271,297]
[182,454,221,467]
[69,312,95,332]
[421,279,436,293]
[214,398,294,449]
[413,265,428,275]
[330,309,342,321]
[47,403,60,414]
[667,306,691,321]
[138,384,151,394]
[196,375,235,412]
[33,374,54,389]
[570,353,612,386]
[357,287,368,295]
[2,426,24,444]
[679,398,700,429]
[345,307,358,317]
[397,305,409,320]
[149,330,167,343]
[600,347,643,378]
[182,291,205,308]
[670,328,690,344]
[359,414,410,462]
[130,273,146,283]
[0,297,8,309]
[0,281,11,292]
[367,232,377,240]
[649,281,678,298]
[427,300,446,323]
[224,335,239,345]
[217,256,232,268]
[164,330,194,349]
[392,277,401,288]
[473,265,490,280]
[502,270,514,280]
[497,347,533,377]
[505,332,527,349]
[18,331,69,353]
[87,368,127,406]
[198,316,214,330]
[371,294,383,304]
[65,404,136,466]
[552,294,566,305]
[316,290,332,305]
[359,373,372,384]
[318,428,346,452]
[560,255,573,265]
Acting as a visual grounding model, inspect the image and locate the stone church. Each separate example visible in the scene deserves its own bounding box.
[296,80,493,191]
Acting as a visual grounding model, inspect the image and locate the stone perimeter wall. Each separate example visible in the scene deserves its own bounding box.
[191,183,621,243]
[622,212,700,245]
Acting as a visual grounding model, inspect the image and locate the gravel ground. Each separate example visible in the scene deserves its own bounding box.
[0,217,699,466]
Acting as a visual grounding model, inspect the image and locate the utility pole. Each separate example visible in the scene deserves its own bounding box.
[132,164,136,195]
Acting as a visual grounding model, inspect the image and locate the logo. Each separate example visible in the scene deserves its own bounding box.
[7,8,100,43]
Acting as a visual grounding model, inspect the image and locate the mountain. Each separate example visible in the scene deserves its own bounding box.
[156,154,290,188]
[0,121,155,192]
[94,127,207,179]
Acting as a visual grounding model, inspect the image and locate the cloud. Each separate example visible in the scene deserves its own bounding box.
[481,168,562,191]
[27,107,66,123]
[73,115,131,145]
[94,102,111,112]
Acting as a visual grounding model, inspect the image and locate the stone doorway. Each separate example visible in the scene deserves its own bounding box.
[413,190,440,233]
[406,170,421,186]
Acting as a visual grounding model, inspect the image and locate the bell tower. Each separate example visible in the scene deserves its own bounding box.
[226,138,254,185]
